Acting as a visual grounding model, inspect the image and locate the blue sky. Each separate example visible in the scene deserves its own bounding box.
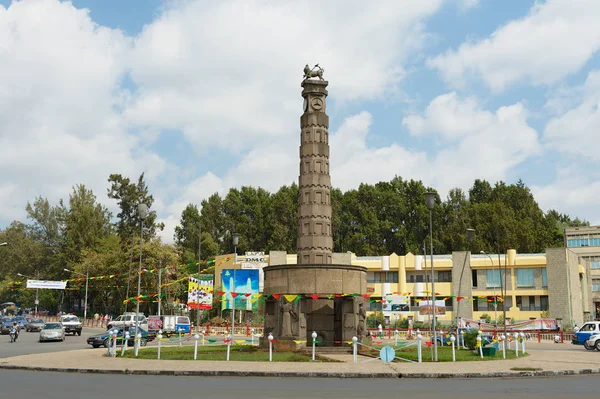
[0,0,599,244]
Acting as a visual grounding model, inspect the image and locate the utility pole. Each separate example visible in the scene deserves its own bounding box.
[158,258,162,317]
[196,222,202,332]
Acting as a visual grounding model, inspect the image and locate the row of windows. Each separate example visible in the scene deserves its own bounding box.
[477,268,547,288]
[583,256,600,270]
[406,271,452,283]
[567,235,600,247]
[368,296,548,312]
[367,272,399,284]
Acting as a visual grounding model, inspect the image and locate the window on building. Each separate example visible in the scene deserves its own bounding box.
[486,269,501,288]
[540,296,549,311]
[542,268,548,287]
[472,300,479,311]
[472,270,478,287]
[516,296,522,310]
[567,234,589,247]
[367,272,375,284]
[528,296,536,311]
[416,274,424,283]
[437,271,452,282]
[589,234,600,246]
[517,268,535,287]
[369,301,382,312]
[585,256,600,270]
[385,272,399,283]
[592,280,600,292]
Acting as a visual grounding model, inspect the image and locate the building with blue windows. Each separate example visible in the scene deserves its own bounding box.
[565,226,600,319]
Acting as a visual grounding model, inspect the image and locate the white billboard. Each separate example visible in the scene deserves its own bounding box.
[26,280,67,290]
[382,295,410,314]
[241,252,267,291]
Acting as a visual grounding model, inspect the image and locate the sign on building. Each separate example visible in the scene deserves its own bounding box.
[241,251,267,291]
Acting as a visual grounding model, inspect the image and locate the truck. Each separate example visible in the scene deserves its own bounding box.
[60,315,82,336]
[147,315,190,335]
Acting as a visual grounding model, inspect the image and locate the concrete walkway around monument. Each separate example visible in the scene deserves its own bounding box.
[1,342,599,379]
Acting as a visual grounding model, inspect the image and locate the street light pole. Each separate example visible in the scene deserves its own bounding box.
[18,272,38,315]
[231,233,238,337]
[425,192,437,362]
[63,268,89,321]
[136,204,148,334]
[196,222,202,332]
[455,229,475,339]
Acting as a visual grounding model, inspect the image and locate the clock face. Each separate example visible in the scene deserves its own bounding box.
[303,98,308,112]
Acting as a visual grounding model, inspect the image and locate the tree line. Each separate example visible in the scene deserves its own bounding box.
[0,174,587,317]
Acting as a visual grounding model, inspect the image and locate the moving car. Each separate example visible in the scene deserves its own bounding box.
[25,318,45,332]
[87,326,155,348]
[585,334,600,351]
[60,315,82,336]
[572,321,600,350]
[39,322,65,342]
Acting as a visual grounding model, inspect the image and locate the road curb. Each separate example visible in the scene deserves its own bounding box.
[1,364,599,379]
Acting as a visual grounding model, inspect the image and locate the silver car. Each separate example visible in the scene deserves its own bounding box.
[26,318,45,332]
[39,322,65,342]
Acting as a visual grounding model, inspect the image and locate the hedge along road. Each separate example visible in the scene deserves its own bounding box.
[0,327,106,358]
[0,370,598,399]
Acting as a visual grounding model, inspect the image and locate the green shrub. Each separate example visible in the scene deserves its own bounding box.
[480,313,491,323]
[463,329,479,350]
[366,312,385,328]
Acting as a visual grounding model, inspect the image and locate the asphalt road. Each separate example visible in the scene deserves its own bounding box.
[0,327,106,358]
[0,370,597,398]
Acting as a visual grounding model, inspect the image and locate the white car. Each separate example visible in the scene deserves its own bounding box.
[39,322,65,342]
[586,334,600,351]
[107,312,148,331]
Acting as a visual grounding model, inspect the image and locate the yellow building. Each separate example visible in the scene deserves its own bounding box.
[214,247,592,327]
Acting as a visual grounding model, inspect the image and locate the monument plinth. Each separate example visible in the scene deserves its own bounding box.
[262,66,367,347]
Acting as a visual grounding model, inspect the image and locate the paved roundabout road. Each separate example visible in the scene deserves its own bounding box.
[0,327,106,358]
[0,370,598,398]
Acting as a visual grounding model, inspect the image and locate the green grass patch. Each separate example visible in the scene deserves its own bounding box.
[121,345,333,362]
[361,345,525,362]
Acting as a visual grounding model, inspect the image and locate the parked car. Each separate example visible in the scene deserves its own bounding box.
[13,316,27,329]
[87,326,154,348]
[39,322,65,342]
[107,312,148,331]
[25,318,45,332]
[572,321,600,350]
[0,318,15,334]
[585,334,600,351]
[60,315,82,336]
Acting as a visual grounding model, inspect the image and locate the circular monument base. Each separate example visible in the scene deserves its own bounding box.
[263,264,367,294]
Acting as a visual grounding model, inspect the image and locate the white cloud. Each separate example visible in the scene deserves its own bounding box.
[428,0,600,91]
[544,70,600,161]
[404,93,540,191]
[125,0,445,153]
[0,0,165,221]
[532,167,600,225]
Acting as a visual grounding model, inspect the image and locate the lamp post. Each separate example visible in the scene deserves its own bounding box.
[231,233,239,338]
[424,192,438,362]
[480,251,500,329]
[136,204,148,335]
[455,228,475,339]
[64,268,89,322]
[196,222,202,333]
[17,272,39,315]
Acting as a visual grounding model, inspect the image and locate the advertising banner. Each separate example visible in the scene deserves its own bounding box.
[459,317,558,331]
[26,280,67,290]
[187,274,214,310]
[382,295,410,313]
[418,300,446,316]
[221,269,259,312]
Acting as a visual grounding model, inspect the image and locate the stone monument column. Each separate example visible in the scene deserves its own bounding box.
[297,78,333,265]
